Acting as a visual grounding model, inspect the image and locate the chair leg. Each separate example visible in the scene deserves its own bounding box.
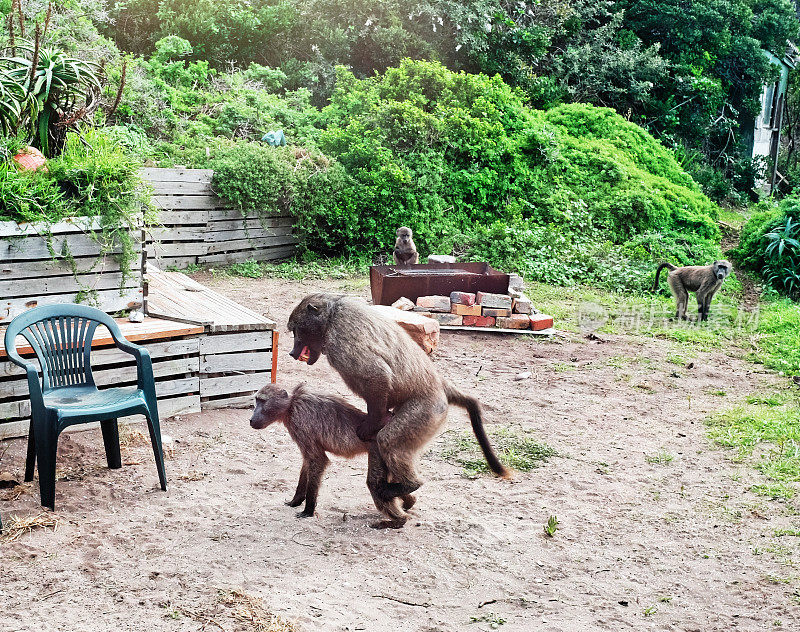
[32,417,58,510]
[144,411,167,491]
[100,419,122,469]
[24,419,36,482]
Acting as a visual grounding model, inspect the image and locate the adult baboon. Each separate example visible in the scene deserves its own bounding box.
[250,383,414,523]
[393,227,419,266]
[653,260,732,321]
[287,294,509,527]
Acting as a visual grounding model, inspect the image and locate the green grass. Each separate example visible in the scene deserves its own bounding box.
[220,256,369,281]
[707,397,800,498]
[440,427,557,477]
[645,449,675,465]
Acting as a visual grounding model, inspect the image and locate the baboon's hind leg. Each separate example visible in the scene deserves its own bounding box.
[374,394,448,500]
[669,277,688,320]
[366,443,408,529]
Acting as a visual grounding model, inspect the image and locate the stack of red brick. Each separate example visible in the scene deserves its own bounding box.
[392,291,553,331]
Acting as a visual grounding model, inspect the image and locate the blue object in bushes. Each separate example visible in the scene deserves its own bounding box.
[262,130,286,146]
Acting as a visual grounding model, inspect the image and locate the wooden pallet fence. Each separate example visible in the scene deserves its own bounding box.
[0,217,143,324]
[0,331,202,439]
[142,168,298,269]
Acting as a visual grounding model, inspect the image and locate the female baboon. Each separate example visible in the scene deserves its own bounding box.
[250,384,413,525]
[653,260,731,321]
[287,294,510,527]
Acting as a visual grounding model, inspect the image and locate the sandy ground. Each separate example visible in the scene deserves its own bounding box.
[2,274,799,631]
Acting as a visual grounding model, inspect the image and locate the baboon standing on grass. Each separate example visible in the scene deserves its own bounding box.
[287,293,510,528]
[250,383,414,521]
[653,260,731,321]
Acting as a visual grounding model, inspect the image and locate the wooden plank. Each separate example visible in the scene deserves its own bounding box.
[207,216,293,232]
[1,317,205,358]
[153,195,228,210]
[203,235,297,254]
[0,272,137,299]
[1,288,143,325]
[438,325,555,335]
[153,210,210,226]
[200,372,270,397]
[155,376,199,398]
[271,331,279,384]
[0,393,201,439]
[0,256,126,280]
[146,269,275,332]
[0,217,109,238]
[0,399,23,419]
[200,351,272,374]
[142,167,213,183]
[149,241,212,258]
[205,226,295,243]
[148,256,199,271]
[202,394,255,409]
[148,181,215,195]
[0,231,141,261]
[199,332,272,355]
[200,245,296,265]
[148,227,209,242]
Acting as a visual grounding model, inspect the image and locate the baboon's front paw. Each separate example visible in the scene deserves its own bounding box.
[369,518,407,530]
[296,509,315,519]
[286,498,304,507]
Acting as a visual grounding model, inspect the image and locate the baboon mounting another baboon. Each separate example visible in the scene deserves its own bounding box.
[250,383,414,521]
[287,293,510,528]
[653,260,731,321]
[393,227,419,266]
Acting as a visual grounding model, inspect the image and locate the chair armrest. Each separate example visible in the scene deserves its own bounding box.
[114,340,156,393]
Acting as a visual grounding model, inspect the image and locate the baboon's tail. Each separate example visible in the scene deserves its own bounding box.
[444,381,511,478]
[652,262,677,292]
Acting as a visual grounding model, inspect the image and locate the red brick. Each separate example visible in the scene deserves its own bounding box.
[476,292,512,309]
[391,297,415,311]
[530,314,554,331]
[482,307,511,318]
[451,303,482,316]
[496,315,530,330]
[431,313,463,326]
[449,291,476,306]
[463,315,496,327]
[416,295,451,312]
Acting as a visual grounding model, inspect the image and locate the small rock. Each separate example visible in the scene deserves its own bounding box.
[391,297,415,311]
[514,372,532,381]
[427,254,456,264]
[128,310,145,323]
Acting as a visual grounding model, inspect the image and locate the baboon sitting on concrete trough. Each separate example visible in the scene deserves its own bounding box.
[393,227,419,266]
[250,383,414,521]
[653,260,732,321]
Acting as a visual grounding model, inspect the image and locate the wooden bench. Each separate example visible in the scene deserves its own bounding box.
[145,267,278,410]
[0,317,205,440]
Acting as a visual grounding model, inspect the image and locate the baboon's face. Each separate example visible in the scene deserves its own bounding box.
[396,227,413,245]
[287,294,329,366]
[713,260,731,281]
[250,385,290,429]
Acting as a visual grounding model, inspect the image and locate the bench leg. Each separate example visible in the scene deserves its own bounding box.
[101,419,122,469]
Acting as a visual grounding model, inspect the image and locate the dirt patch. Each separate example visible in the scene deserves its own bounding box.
[1,274,798,631]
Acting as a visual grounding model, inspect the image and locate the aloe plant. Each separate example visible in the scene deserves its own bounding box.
[0,42,101,156]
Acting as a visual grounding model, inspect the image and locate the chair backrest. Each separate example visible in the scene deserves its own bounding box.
[3,304,121,391]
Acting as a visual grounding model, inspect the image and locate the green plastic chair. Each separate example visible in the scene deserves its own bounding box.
[3,304,167,509]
